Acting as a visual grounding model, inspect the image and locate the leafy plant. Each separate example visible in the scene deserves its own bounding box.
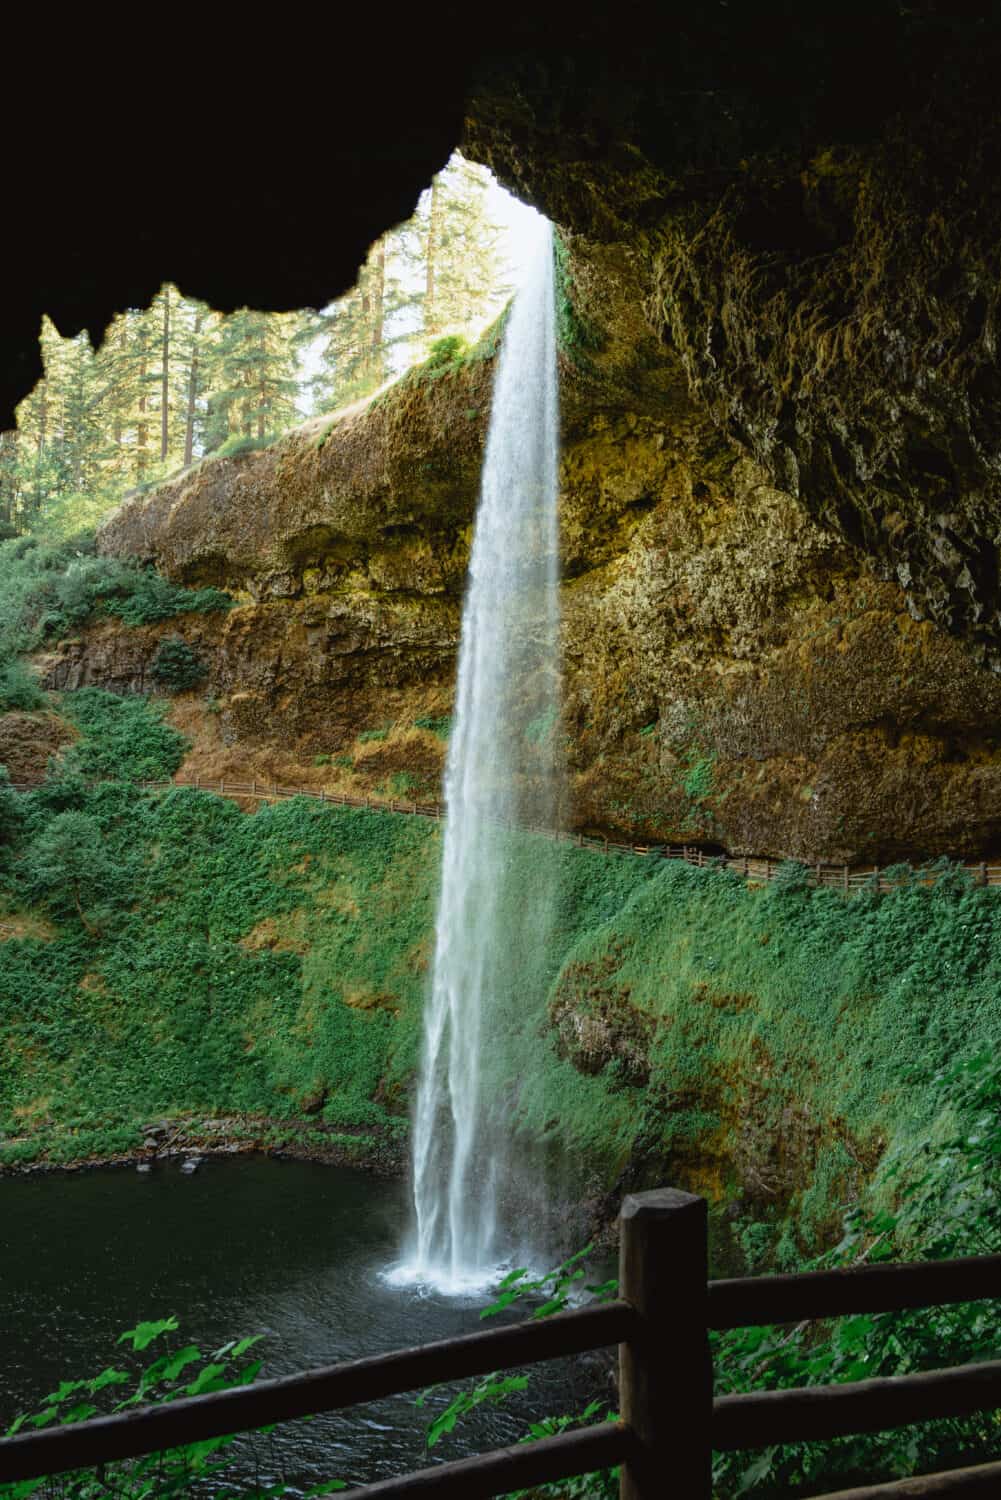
[416,1372,530,1450]
[424,334,468,370]
[712,1049,1001,1495]
[414,1247,619,1497]
[22,811,122,935]
[0,661,46,713]
[413,715,451,739]
[150,638,207,693]
[0,535,229,677]
[0,1318,347,1500]
[57,689,187,781]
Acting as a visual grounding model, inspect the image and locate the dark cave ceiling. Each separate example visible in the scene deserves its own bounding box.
[5,2,993,428]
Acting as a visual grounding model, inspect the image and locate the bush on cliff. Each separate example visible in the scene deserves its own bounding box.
[58,688,187,782]
[0,659,46,712]
[0,534,231,671]
[150,637,207,693]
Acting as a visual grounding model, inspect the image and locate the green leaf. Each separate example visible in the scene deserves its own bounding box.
[497,1267,530,1290]
[41,1379,88,1405]
[88,1367,130,1393]
[160,1345,202,1381]
[118,1316,179,1351]
[60,1402,99,1424]
[230,1334,264,1358]
[184,1362,230,1396]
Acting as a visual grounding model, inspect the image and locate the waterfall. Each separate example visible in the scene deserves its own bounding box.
[403,220,561,1292]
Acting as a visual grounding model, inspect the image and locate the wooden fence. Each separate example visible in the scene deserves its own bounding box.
[8,774,1001,895]
[3,1189,1001,1497]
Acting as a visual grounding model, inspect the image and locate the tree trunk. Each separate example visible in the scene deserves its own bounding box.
[183,309,203,467]
[137,320,148,481]
[369,242,385,389]
[425,177,440,339]
[160,288,171,462]
[34,380,47,515]
[72,884,100,939]
[257,326,267,439]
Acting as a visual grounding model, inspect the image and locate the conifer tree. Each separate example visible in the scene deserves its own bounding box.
[1,153,516,534]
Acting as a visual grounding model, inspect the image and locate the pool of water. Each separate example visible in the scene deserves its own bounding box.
[0,1156,604,1491]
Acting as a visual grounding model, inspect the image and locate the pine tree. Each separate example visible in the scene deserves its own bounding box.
[419,154,510,347]
[1,153,517,536]
[201,308,303,454]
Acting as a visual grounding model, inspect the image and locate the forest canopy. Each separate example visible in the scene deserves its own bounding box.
[0,154,517,540]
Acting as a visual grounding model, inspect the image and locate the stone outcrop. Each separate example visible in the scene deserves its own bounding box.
[82,271,1001,865]
[0,712,74,784]
[78,14,1001,865]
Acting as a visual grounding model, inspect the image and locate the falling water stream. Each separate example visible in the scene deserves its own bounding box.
[401,220,561,1292]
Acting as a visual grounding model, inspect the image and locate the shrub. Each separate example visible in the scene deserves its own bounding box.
[58,689,187,781]
[414,715,452,739]
[0,766,26,851]
[0,536,230,672]
[208,432,276,461]
[150,637,207,693]
[22,809,121,933]
[425,334,468,369]
[0,660,46,712]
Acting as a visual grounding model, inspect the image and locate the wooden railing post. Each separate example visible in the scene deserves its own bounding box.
[619,1188,710,1499]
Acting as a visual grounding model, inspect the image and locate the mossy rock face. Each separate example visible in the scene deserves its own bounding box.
[91,36,1001,864]
[466,31,1001,664]
[87,310,1001,862]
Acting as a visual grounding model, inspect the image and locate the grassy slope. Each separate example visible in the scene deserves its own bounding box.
[4,689,1001,1267]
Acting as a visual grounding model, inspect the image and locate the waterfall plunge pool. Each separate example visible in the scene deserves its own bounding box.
[0,1156,605,1492]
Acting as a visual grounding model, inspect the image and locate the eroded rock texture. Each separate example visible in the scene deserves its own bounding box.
[75,6,1001,863]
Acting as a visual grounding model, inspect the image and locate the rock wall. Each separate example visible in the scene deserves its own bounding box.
[84,272,1001,863]
[85,23,1001,864]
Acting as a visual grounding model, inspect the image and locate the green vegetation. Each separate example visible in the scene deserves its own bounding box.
[0,659,46,712]
[150,637,207,693]
[2,153,512,539]
[414,714,451,739]
[553,231,605,366]
[439,1049,1001,1496]
[5,730,1001,1273]
[0,533,230,675]
[4,696,1001,1495]
[424,334,469,369]
[58,689,187,783]
[0,1317,345,1500]
[712,1046,1001,1493]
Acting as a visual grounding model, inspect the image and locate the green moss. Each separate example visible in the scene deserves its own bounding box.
[414,714,451,740]
[371,305,512,412]
[553,231,606,366]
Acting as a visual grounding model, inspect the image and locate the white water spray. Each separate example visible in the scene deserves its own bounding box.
[402,221,561,1293]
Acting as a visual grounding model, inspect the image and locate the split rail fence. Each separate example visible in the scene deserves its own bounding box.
[9,774,1001,895]
[4,1189,1001,1497]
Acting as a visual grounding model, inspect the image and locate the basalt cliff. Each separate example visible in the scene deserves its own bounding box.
[57,15,1001,866]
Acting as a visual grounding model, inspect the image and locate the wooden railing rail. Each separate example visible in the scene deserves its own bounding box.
[4,1190,1001,1496]
[707,1252,1001,1328]
[0,1302,634,1483]
[6,777,1001,896]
